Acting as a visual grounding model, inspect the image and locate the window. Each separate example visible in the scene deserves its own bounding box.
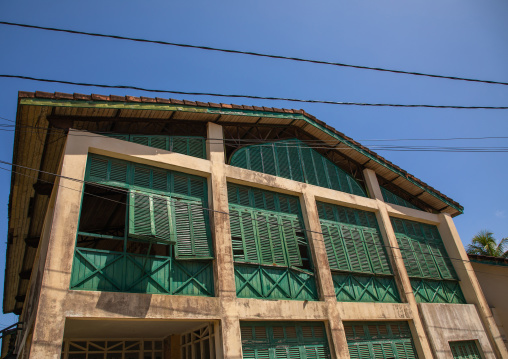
[241,322,330,359]
[449,340,482,359]
[70,155,214,296]
[317,202,400,303]
[105,134,206,159]
[391,218,465,304]
[381,187,421,210]
[181,324,215,359]
[62,339,163,359]
[230,139,366,197]
[228,183,318,300]
[344,322,417,359]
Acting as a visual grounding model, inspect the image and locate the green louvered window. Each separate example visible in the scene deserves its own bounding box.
[241,322,330,359]
[229,184,318,300]
[391,217,466,304]
[230,139,366,197]
[105,134,206,159]
[381,187,421,210]
[344,322,418,359]
[449,341,482,359]
[70,154,214,296]
[317,202,400,303]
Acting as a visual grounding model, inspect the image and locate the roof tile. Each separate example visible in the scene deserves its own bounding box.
[18,90,462,212]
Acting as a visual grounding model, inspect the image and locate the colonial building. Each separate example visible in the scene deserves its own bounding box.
[2,91,507,359]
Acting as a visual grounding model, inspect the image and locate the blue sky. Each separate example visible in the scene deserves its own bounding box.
[0,0,507,327]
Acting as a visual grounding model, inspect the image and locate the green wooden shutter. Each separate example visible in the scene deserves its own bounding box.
[230,208,259,263]
[344,322,418,359]
[391,217,458,281]
[228,184,309,270]
[317,202,392,276]
[287,143,305,183]
[229,139,366,197]
[174,199,212,259]
[449,341,482,359]
[241,322,330,359]
[129,191,175,244]
[381,186,420,210]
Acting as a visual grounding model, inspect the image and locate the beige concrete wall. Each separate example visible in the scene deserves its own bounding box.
[419,303,496,358]
[471,262,508,349]
[22,128,506,359]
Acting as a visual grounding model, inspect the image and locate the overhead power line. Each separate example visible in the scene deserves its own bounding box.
[1,118,508,153]
[1,20,508,87]
[1,121,508,152]
[2,74,508,110]
[2,115,508,143]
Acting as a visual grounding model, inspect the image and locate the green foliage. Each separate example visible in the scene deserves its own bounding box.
[467,230,508,258]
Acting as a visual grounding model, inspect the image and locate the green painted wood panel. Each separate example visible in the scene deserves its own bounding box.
[241,322,330,359]
[230,139,366,197]
[105,134,206,159]
[344,322,417,359]
[235,263,317,301]
[332,273,400,303]
[411,279,466,304]
[70,248,214,296]
[317,201,399,303]
[381,187,421,210]
[391,217,464,304]
[449,341,482,359]
[229,183,317,300]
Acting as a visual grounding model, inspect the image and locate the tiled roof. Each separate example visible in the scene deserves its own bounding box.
[17,91,463,213]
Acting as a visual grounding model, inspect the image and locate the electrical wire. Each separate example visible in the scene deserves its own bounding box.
[0,157,500,271]
[1,118,508,153]
[1,21,508,87]
[2,74,508,110]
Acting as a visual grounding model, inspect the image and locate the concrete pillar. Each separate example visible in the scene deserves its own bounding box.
[207,123,241,359]
[438,214,508,359]
[300,192,349,359]
[363,169,435,359]
[28,139,86,358]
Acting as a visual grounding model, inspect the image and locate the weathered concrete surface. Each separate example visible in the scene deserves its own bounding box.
[419,303,496,358]
[471,261,508,349]
[364,168,435,359]
[438,214,508,358]
[20,129,507,359]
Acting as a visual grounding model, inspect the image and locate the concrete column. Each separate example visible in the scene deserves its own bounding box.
[300,192,349,359]
[363,169,435,359]
[28,140,86,359]
[207,123,241,359]
[438,214,508,359]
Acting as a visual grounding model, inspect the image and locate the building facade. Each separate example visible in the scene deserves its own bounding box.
[3,91,508,359]
[469,254,508,350]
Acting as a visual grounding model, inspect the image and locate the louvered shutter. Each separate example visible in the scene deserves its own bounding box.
[88,156,109,181]
[129,191,174,244]
[301,147,318,186]
[287,144,305,183]
[275,143,291,179]
[261,144,277,176]
[174,199,212,259]
[171,137,188,155]
[281,216,303,267]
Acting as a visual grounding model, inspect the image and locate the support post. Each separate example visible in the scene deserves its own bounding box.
[363,168,435,359]
[207,123,242,359]
[300,192,350,359]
